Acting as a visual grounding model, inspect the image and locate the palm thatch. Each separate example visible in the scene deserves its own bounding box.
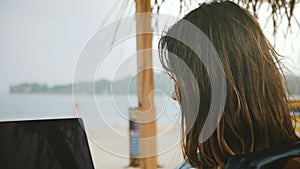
[153,0,299,36]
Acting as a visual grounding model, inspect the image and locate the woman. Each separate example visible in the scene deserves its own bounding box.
[158,1,300,169]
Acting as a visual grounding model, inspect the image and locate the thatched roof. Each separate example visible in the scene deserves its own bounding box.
[153,0,299,36]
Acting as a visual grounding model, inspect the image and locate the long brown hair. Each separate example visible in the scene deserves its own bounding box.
[158,1,299,168]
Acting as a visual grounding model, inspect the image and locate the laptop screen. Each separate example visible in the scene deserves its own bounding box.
[0,118,95,169]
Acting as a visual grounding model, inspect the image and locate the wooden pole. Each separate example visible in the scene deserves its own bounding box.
[135,0,157,169]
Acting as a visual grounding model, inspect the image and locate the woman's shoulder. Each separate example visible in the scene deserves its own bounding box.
[283,157,300,169]
[174,161,196,169]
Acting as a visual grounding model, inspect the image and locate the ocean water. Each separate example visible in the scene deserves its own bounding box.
[0,94,181,129]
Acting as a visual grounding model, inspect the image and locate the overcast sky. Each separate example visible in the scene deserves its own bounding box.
[0,0,299,94]
[0,0,126,93]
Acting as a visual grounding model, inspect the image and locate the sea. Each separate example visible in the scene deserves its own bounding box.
[0,93,181,129]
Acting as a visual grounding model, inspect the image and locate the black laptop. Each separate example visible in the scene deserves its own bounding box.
[0,118,95,169]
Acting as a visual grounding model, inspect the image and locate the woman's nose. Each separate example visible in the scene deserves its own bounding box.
[171,91,178,101]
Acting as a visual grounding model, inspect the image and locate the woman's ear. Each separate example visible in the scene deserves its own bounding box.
[172,82,181,102]
[171,91,178,101]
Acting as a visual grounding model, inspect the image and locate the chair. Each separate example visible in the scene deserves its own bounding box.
[225,142,300,169]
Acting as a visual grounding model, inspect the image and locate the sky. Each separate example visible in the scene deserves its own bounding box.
[0,0,128,93]
[0,0,299,94]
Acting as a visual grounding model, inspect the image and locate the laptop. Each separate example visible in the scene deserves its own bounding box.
[0,118,95,169]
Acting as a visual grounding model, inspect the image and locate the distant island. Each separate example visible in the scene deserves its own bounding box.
[9,73,173,95]
[9,74,300,95]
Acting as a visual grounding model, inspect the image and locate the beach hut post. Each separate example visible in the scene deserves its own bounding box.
[135,0,158,168]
